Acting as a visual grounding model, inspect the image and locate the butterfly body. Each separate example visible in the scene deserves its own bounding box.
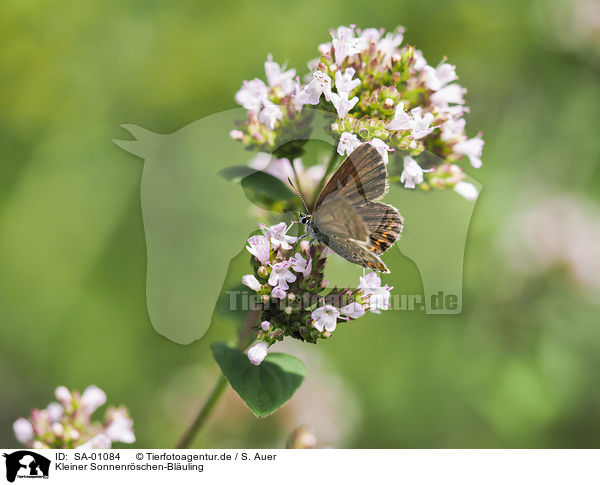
[298,144,403,273]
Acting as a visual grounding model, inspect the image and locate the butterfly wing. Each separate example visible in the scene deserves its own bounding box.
[351,201,403,255]
[313,143,388,210]
[311,198,369,242]
[310,143,402,271]
[325,237,391,273]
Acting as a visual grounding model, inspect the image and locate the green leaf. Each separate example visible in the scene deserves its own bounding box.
[218,166,257,183]
[211,342,307,418]
[218,166,296,211]
[240,170,295,202]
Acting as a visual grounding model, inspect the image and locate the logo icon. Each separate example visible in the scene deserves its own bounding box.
[3,451,50,482]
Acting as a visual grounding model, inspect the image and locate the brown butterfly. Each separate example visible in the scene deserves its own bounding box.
[294,143,403,273]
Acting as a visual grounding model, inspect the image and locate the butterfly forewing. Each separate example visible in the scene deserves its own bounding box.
[308,143,402,273]
[313,144,388,210]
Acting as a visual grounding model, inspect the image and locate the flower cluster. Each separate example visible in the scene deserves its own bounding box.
[12,385,135,449]
[242,222,392,365]
[232,25,483,199]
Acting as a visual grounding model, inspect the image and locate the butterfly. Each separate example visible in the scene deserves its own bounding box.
[292,143,403,273]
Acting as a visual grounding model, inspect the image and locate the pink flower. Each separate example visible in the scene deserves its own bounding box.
[337,132,361,156]
[387,102,412,131]
[454,136,484,168]
[290,253,312,278]
[77,434,112,449]
[410,107,436,139]
[235,79,268,110]
[105,408,135,444]
[334,68,361,98]
[258,101,283,130]
[242,274,262,292]
[441,118,466,141]
[268,261,297,291]
[295,71,332,106]
[246,235,271,264]
[13,418,34,444]
[260,222,298,250]
[424,62,457,91]
[331,26,365,65]
[400,156,424,189]
[264,54,296,95]
[358,272,392,313]
[80,385,107,416]
[311,305,340,332]
[330,91,359,119]
[340,302,366,319]
[431,83,466,107]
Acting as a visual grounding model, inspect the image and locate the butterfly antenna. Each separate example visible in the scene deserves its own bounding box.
[287,177,309,213]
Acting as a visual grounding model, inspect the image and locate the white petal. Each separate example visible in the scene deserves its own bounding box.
[248,342,269,365]
[242,274,262,292]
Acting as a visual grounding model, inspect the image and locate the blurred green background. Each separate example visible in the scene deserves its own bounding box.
[2,0,600,448]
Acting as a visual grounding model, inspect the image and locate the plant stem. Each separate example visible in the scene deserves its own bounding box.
[174,309,261,448]
[175,374,228,449]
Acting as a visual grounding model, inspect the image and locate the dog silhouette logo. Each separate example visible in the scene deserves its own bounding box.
[3,451,50,482]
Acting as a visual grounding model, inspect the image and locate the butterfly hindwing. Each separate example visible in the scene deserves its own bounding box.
[325,237,390,273]
[352,201,403,255]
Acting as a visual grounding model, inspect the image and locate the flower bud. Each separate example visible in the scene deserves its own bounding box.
[248,342,269,366]
[257,265,270,278]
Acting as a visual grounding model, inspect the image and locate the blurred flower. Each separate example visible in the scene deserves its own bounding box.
[454,136,484,168]
[80,385,106,415]
[502,194,600,298]
[13,385,134,449]
[260,320,271,331]
[454,181,479,200]
[264,54,296,95]
[235,79,268,110]
[104,407,136,444]
[286,425,317,449]
[13,418,34,444]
